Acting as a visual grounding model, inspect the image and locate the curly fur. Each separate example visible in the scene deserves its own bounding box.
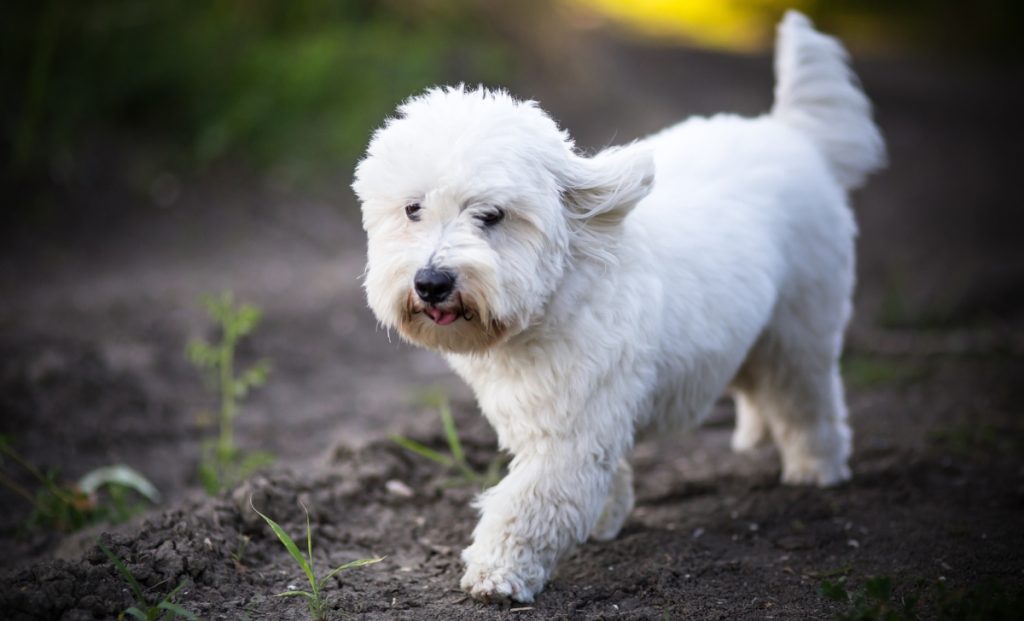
[352,11,884,603]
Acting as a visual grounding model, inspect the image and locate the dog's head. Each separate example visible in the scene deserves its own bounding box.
[353,86,654,353]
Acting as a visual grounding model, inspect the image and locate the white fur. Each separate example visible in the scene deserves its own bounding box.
[353,11,884,603]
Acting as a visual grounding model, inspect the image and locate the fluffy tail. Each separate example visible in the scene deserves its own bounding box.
[772,11,886,190]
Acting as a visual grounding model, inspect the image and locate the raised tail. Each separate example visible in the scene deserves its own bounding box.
[772,11,886,190]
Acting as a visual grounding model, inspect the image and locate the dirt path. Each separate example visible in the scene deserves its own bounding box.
[1,35,1022,620]
[1,354,1022,620]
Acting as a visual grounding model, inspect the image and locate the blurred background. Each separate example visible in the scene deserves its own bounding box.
[0,0,1022,523]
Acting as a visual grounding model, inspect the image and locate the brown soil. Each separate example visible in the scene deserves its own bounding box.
[1,355,1021,620]
[1,32,1023,621]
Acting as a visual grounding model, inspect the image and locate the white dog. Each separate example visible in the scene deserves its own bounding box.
[353,11,884,603]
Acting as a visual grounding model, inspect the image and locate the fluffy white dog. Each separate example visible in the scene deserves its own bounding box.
[353,11,884,603]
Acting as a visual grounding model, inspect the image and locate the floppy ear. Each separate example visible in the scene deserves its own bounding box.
[561,143,655,228]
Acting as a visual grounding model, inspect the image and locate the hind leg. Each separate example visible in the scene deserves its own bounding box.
[590,458,634,542]
[736,331,852,487]
[731,391,769,452]
[765,361,851,486]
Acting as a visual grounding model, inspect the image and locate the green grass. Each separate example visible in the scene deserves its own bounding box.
[187,291,274,494]
[821,575,1024,620]
[841,354,930,390]
[929,422,1024,457]
[391,390,505,489]
[0,436,159,531]
[3,1,511,184]
[250,498,383,621]
[99,542,199,621]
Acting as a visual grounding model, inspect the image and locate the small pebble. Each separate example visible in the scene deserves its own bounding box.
[386,479,414,498]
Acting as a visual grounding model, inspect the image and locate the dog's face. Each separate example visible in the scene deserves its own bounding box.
[353,87,654,353]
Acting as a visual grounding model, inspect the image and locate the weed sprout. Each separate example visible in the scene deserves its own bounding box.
[250,498,383,621]
[99,541,199,620]
[0,436,159,531]
[391,390,505,489]
[187,291,274,494]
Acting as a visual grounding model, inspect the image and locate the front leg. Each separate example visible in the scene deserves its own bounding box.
[460,440,618,602]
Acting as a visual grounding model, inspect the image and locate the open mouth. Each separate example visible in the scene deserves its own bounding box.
[415,293,474,326]
[425,307,459,325]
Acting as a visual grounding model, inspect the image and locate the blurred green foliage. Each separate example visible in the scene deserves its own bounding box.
[4,0,1017,187]
[0,0,510,180]
[821,574,1024,620]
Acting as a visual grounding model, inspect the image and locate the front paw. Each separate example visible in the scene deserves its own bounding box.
[460,543,546,603]
[460,562,535,603]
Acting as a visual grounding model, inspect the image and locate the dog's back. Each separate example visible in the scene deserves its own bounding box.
[627,11,885,486]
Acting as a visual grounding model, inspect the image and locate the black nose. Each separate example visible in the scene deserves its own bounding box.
[414,268,456,304]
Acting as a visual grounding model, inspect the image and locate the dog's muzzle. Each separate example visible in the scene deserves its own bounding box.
[412,267,468,326]
[414,267,456,304]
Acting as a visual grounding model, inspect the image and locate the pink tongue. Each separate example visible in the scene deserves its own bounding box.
[428,308,458,325]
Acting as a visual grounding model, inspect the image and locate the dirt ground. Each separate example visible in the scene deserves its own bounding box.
[1,31,1023,621]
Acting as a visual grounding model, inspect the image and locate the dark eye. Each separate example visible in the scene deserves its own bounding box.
[476,207,505,227]
[405,202,422,221]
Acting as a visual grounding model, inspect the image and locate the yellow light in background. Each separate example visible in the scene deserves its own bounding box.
[567,0,810,52]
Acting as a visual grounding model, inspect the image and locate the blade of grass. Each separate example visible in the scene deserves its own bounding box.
[157,600,198,620]
[439,400,483,483]
[484,456,505,487]
[99,542,147,604]
[390,436,454,467]
[162,581,188,604]
[249,498,316,593]
[0,439,50,486]
[439,399,466,468]
[277,590,315,598]
[0,441,77,506]
[0,470,44,508]
[122,606,148,620]
[322,557,385,583]
[302,501,316,599]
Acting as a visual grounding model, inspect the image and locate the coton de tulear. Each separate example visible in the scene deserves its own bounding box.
[352,11,885,603]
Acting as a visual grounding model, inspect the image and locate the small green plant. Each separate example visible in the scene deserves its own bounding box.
[0,436,159,531]
[250,498,383,621]
[821,576,918,621]
[99,542,199,621]
[187,291,274,494]
[230,533,252,570]
[391,390,505,488]
[820,575,1024,620]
